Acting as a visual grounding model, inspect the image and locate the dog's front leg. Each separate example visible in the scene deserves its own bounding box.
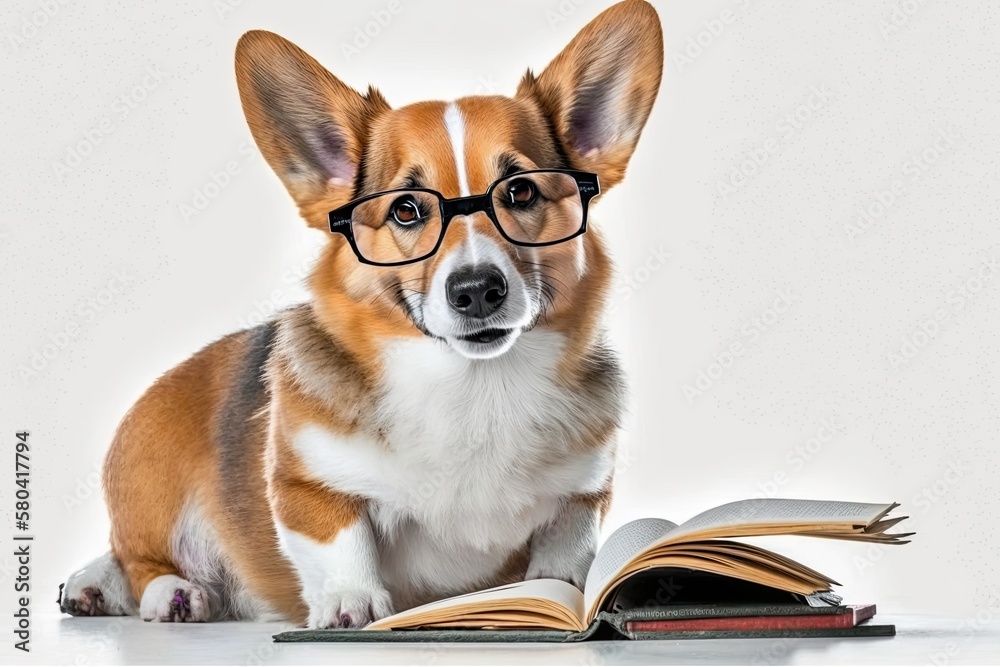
[269,471,393,629]
[525,496,603,590]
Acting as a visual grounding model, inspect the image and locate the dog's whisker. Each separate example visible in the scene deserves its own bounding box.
[369,279,424,306]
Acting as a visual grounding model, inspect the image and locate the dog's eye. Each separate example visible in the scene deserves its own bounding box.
[506,179,536,206]
[390,197,422,226]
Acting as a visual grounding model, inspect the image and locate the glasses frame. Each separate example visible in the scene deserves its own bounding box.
[327,168,601,267]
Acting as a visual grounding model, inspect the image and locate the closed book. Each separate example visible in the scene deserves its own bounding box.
[626,603,876,633]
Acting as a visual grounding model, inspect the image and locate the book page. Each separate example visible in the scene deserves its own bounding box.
[583,517,677,618]
[663,499,894,544]
[367,578,585,631]
[582,500,898,619]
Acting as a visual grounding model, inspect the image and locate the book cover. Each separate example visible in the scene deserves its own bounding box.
[625,603,876,633]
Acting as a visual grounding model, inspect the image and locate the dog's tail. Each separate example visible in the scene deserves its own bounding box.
[59,552,137,616]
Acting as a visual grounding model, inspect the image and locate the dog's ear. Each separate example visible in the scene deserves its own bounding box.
[517,0,663,191]
[235,31,389,229]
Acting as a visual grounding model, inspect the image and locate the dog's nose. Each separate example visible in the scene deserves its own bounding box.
[446,267,507,318]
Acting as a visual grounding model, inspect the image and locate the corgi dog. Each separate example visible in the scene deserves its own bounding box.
[59,0,663,627]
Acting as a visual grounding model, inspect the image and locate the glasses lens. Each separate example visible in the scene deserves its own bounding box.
[350,191,442,264]
[491,171,584,244]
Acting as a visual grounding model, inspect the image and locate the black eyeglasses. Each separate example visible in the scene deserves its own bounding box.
[328,169,600,266]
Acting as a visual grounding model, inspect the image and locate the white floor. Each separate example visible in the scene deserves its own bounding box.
[15,613,999,665]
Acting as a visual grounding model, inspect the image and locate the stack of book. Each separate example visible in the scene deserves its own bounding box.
[275,498,910,643]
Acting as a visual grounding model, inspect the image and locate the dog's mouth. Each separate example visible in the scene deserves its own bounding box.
[447,326,520,359]
[458,327,514,345]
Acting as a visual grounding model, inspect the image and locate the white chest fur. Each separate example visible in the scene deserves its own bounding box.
[289,330,615,603]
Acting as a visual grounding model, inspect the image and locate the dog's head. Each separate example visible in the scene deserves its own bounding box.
[235,0,663,361]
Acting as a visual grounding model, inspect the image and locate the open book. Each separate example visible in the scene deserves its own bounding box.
[365,498,911,633]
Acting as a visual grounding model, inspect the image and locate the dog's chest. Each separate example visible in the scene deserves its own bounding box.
[291,333,613,549]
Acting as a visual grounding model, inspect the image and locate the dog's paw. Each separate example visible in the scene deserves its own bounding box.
[306,587,394,629]
[59,583,107,616]
[140,574,210,622]
[60,552,134,616]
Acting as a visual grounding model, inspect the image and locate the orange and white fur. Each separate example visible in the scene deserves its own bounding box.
[60,1,663,627]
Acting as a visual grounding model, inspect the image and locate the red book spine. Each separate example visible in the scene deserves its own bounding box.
[626,605,876,633]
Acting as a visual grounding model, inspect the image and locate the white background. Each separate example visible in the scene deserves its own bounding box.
[1,0,999,639]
